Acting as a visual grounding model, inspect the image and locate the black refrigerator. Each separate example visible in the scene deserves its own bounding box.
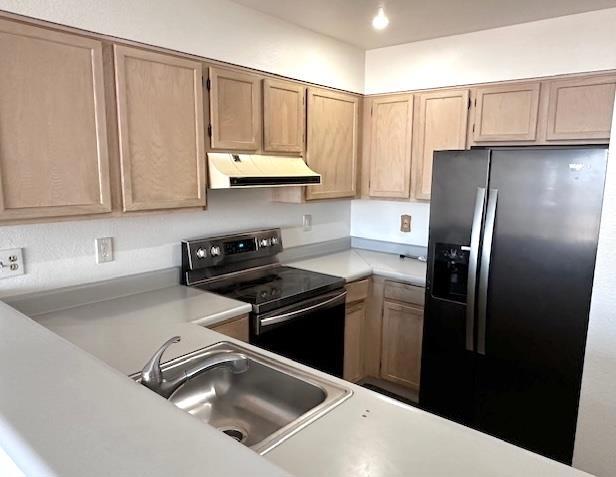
[419,146,608,465]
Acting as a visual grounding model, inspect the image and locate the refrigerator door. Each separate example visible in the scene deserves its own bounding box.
[420,149,490,424]
[474,147,608,464]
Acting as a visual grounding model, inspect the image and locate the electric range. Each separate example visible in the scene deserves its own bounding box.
[181,229,346,377]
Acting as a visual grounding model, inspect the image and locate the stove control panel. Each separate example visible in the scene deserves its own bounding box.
[182,228,283,274]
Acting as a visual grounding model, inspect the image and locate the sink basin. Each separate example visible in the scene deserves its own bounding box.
[135,341,351,454]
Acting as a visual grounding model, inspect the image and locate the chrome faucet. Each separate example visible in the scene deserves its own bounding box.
[140,336,249,398]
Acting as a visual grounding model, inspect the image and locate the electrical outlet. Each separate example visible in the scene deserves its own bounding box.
[0,248,24,279]
[400,214,412,233]
[95,237,113,264]
[303,214,312,232]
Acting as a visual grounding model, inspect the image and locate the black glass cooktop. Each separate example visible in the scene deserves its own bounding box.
[196,266,345,314]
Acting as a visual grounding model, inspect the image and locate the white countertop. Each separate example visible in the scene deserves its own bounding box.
[32,284,251,375]
[287,248,427,286]
[0,301,288,477]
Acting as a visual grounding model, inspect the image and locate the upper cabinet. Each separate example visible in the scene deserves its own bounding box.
[369,95,414,199]
[472,82,540,142]
[306,88,359,200]
[114,46,206,212]
[545,75,616,141]
[208,67,261,151]
[0,19,111,221]
[412,89,469,200]
[263,79,305,154]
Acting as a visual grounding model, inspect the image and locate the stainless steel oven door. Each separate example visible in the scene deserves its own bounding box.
[251,289,347,377]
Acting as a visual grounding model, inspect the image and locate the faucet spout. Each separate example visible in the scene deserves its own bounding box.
[140,336,249,398]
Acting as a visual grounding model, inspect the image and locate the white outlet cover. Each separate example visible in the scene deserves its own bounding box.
[0,248,24,279]
[95,237,114,264]
[303,214,312,231]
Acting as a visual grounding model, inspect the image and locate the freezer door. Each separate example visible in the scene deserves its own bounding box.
[420,149,490,424]
[474,147,607,464]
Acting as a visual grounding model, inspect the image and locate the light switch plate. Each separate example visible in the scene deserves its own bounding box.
[303,214,312,232]
[95,237,113,263]
[400,214,412,233]
[0,248,24,279]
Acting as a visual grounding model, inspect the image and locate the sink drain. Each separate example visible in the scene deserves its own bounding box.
[219,426,247,443]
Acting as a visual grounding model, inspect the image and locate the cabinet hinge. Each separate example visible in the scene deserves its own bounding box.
[206,78,211,90]
[207,124,212,137]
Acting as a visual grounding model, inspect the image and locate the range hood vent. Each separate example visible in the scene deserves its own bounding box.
[208,153,321,189]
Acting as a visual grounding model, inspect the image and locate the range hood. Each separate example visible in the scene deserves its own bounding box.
[208,153,321,189]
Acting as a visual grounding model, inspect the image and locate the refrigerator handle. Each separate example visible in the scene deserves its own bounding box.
[465,187,486,352]
[477,189,498,355]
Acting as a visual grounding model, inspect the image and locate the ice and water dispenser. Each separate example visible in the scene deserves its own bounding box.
[431,243,470,303]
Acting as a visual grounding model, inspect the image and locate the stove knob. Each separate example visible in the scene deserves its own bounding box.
[259,238,271,247]
[195,248,207,259]
[210,246,221,257]
[271,236,279,245]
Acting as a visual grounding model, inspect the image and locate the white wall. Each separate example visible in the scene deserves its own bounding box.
[0,190,350,298]
[0,0,364,93]
[351,200,430,247]
[365,8,616,94]
[572,98,616,476]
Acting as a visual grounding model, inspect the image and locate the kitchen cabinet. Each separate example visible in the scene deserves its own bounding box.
[412,89,469,200]
[0,19,111,221]
[545,74,616,141]
[306,88,359,200]
[344,301,366,383]
[344,279,369,383]
[114,45,206,212]
[472,82,540,142]
[369,95,414,199]
[209,67,261,151]
[263,79,305,154]
[380,300,424,390]
[209,315,249,342]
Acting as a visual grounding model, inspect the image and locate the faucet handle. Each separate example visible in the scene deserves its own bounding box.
[141,336,181,389]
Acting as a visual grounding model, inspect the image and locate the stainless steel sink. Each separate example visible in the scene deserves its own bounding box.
[134,341,351,454]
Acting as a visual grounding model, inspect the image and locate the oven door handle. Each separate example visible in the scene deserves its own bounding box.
[259,290,347,329]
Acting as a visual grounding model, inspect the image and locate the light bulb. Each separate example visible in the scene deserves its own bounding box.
[372,6,389,30]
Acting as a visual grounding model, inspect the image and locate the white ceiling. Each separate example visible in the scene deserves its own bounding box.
[230,0,616,49]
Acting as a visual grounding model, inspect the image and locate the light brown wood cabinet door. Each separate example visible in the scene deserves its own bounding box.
[412,90,469,200]
[209,67,260,151]
[210,315,249,342]
[473,82,540,142]
[380,301,424,390]
[545,75,616,141]
[369,95,414,199]
[344,301,366,383]
[0,19,111,221]
[306,88,359,200]
[114,46,206,212]
[263,79,305,154]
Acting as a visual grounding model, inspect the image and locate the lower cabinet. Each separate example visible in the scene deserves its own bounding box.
[344,301,366,383]
[380,300,424,390]
[343,279,370,383]
[209,315,249,342]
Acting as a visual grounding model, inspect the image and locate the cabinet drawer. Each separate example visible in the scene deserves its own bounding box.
[346,279,370,304]
[384,281,425,306]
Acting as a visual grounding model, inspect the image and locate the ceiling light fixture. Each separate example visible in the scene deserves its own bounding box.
[372,6,389,30]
